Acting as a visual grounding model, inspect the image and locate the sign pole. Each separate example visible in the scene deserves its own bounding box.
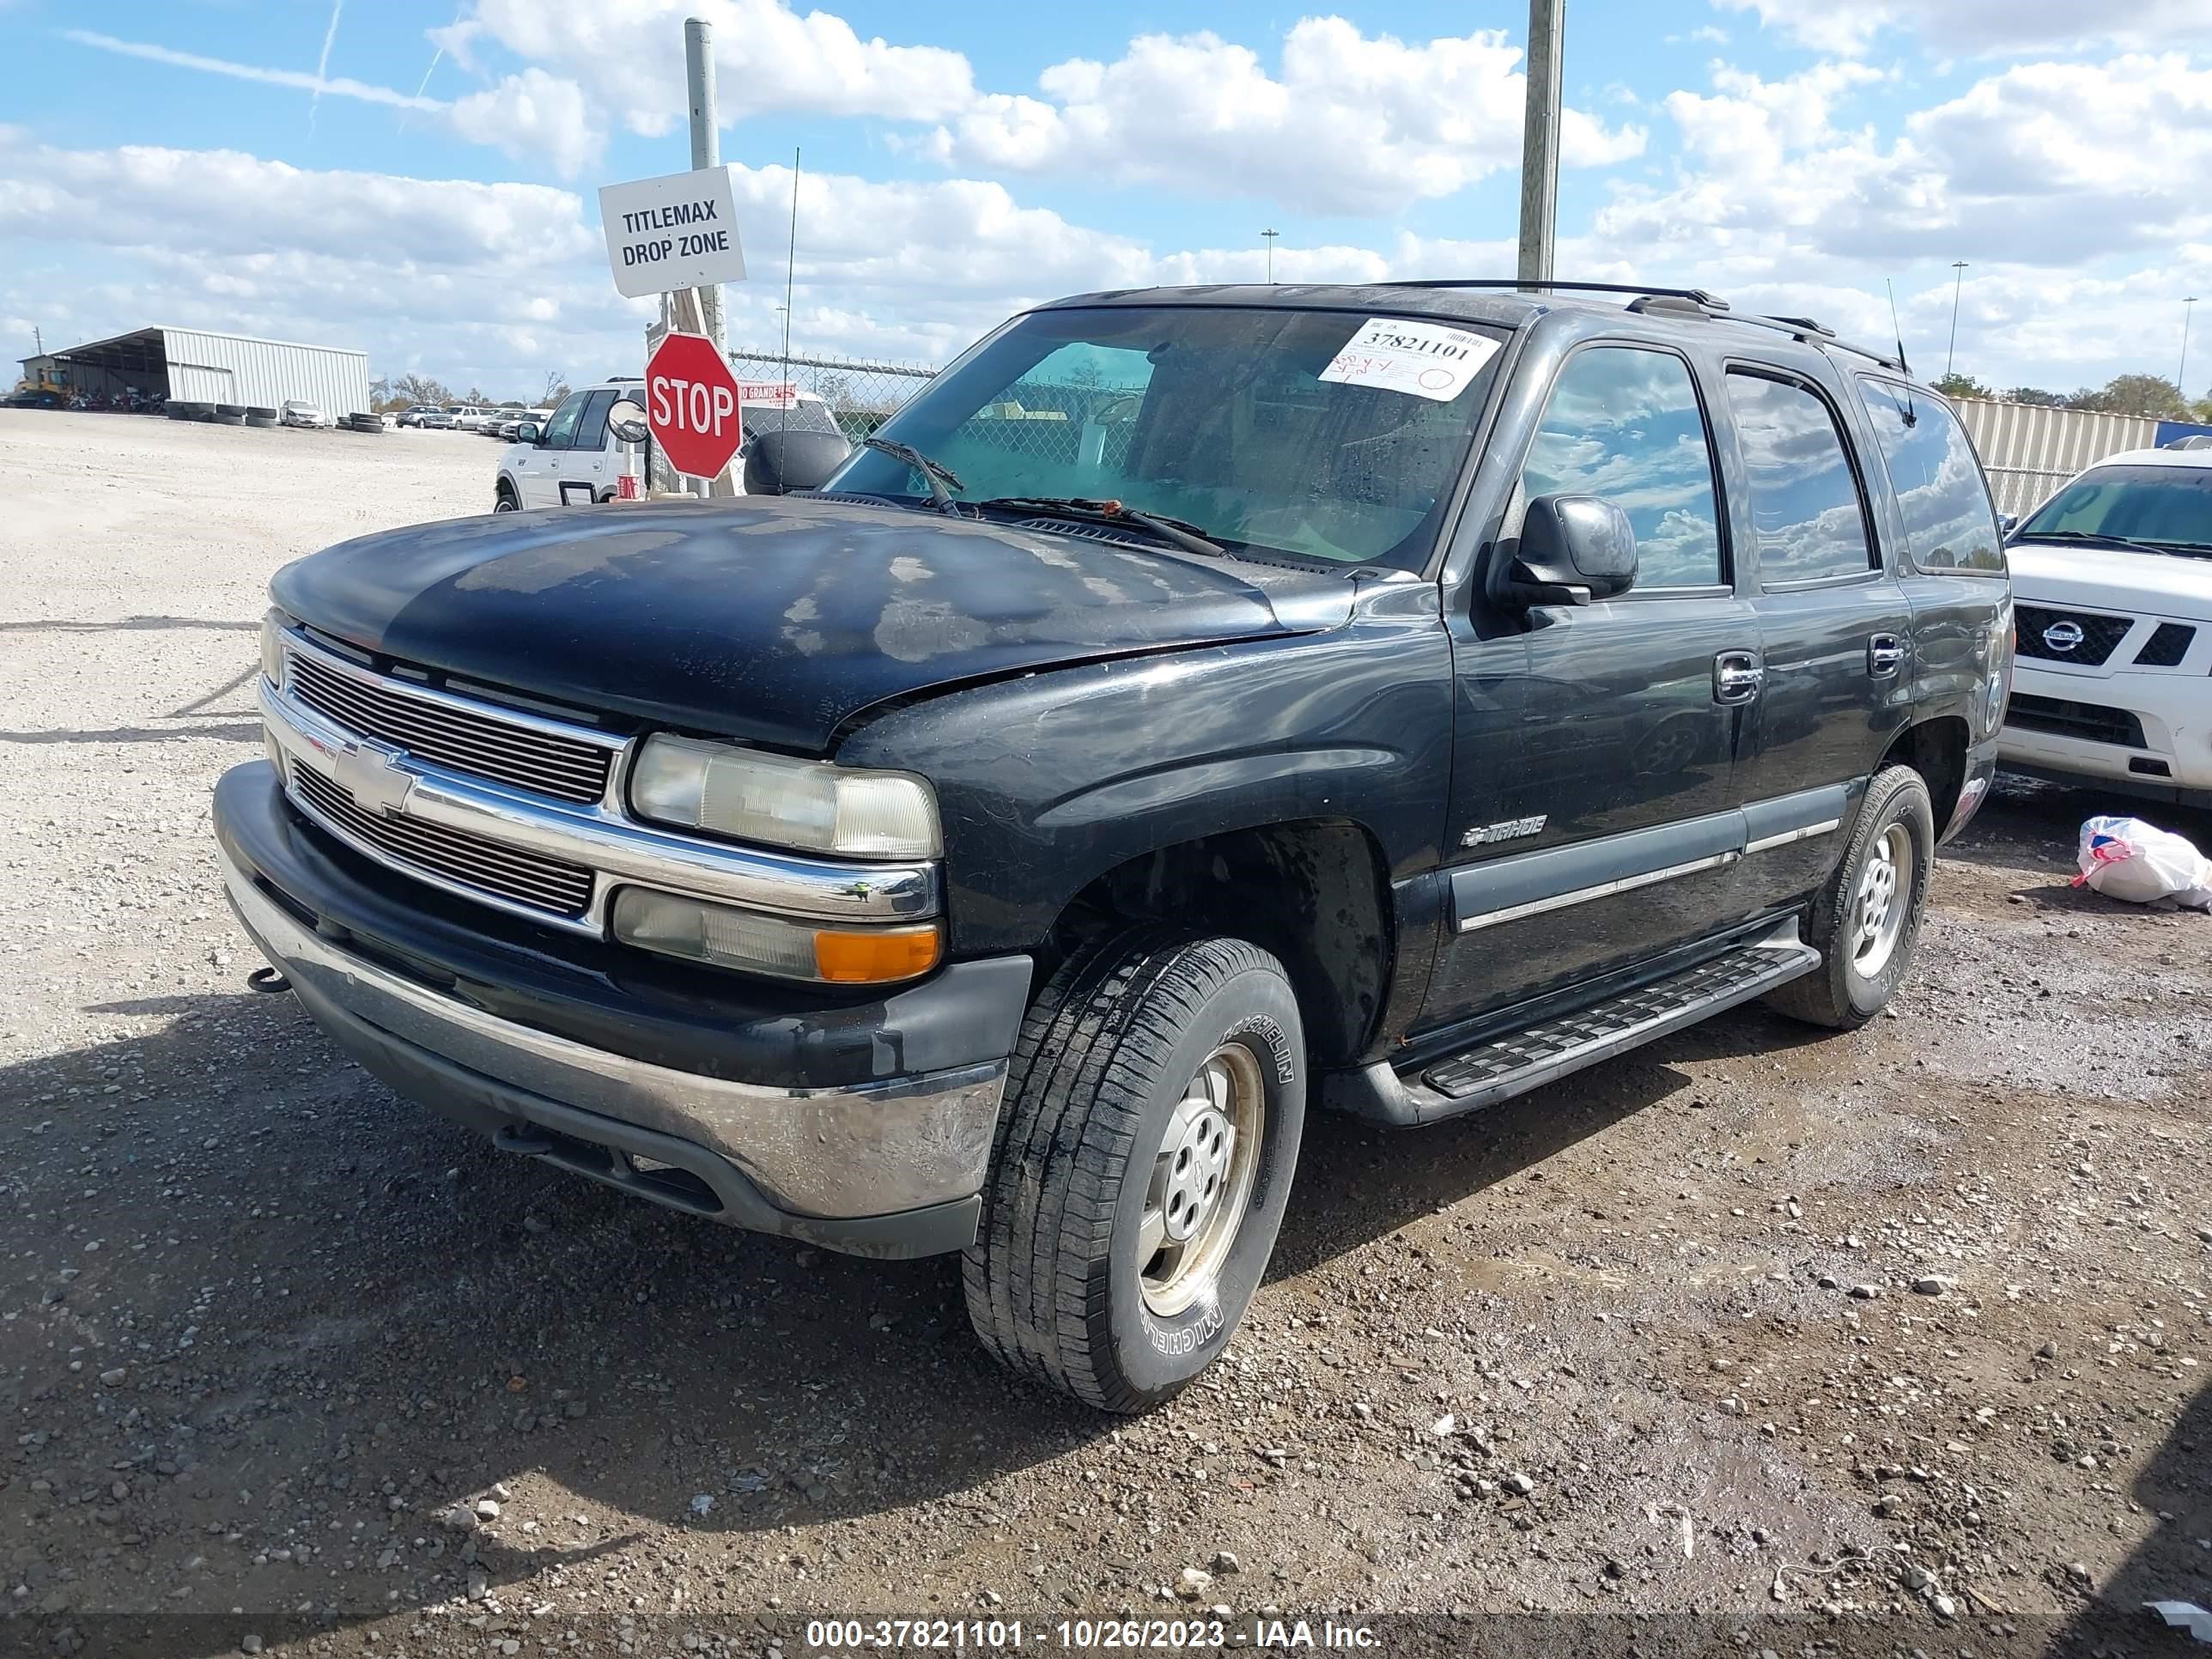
[683,16,731,498]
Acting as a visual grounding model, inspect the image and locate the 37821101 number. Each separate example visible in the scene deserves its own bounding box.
[804,1619,1025,1650]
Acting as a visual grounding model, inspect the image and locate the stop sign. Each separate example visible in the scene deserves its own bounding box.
[645,331,744,478]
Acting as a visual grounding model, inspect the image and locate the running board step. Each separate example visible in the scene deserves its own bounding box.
[1322,930,1820,1127]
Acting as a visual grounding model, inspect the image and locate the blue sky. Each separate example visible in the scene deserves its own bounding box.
[4,0,2209,399]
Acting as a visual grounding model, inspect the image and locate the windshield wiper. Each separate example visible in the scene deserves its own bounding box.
[862,436,963,514]
[977,496,1225,558]
[2014,528,2168,552]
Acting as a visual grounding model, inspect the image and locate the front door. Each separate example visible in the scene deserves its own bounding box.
[513,391,588,508]
[1717,368,1914,911]
[1426,342,1760,1028]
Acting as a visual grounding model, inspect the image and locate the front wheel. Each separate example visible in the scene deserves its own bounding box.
[963,930,1306,1412]
[493,483,520,513]
[1765,763,1935,1030]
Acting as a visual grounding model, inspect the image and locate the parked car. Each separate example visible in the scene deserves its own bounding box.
[279,399,335,429]
[488,409,550,440]
[413,407,458,429]
[214,281,2010,1411]
[1998,446,2212,806]
[394,405,442,428]
[490,380,839,508]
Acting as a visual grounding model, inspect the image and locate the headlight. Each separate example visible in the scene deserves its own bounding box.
[629,734,940,860]
[261,611,289,691]
[612,886,942,984]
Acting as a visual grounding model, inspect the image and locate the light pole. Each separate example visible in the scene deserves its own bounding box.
[1516,0,1565,285]
[1261,228,1279,284]
[1945,261,1968,377]
[2180,297,2199,397]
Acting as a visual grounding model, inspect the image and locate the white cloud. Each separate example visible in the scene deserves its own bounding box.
[439,0,975,131]
[447,70,605,179]
[1713,0,2212,57]
[918,19,1646,216]
[64,31,605,181]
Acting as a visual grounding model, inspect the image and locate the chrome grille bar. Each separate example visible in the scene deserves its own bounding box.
[284,635,619,804]
[291,762,595,917]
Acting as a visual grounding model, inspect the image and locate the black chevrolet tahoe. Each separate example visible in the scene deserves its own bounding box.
[213,282,2013,1411]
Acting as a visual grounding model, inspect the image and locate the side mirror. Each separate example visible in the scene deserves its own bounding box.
[606,398,648,445]
[1498,494,1638,606]
[743,428,854,496]
[1998,512,2019,539]
[515,422,541,445]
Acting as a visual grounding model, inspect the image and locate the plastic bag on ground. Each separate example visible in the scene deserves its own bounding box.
[2072,815,2212,909]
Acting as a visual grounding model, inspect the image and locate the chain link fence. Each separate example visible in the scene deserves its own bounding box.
[726,348,938,443]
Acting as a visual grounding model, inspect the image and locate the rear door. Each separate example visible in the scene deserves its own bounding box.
[1719,365,1914,909]
[1426,340,1760,1026]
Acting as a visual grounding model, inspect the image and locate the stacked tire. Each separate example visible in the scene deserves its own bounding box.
[169,402,214,422]
[212,404,246,426]
[245,406,279,428]
[344,411,384,434]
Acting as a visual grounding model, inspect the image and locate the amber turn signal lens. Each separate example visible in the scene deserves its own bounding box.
[813,924,943,983]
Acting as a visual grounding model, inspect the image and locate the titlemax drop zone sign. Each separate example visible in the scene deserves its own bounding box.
[599,167,746,299]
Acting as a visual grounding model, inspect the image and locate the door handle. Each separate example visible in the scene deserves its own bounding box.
[1868,634,1907,678]
[1713,651,1765,706]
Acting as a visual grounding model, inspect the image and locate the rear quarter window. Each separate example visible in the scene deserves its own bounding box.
[1858,380,2006,574]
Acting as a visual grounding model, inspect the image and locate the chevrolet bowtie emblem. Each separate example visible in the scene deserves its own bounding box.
[332,740,415,816]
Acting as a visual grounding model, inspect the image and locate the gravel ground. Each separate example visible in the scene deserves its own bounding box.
[2,408,2208,1658]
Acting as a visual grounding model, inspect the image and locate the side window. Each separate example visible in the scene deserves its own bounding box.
[1858,380,2005,574]
[1518,346,1724,589]
[573,390,618,453]
[540,391,588,450]
[1725,372,1876,584]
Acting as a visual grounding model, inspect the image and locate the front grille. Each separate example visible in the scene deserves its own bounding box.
[2134,622,2197,667]
[289,761,594,917]
[287,648,616,804]
[2014,603,2134,665]
[2004,693,2148,750]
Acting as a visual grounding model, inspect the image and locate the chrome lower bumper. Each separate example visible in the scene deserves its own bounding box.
[219,842,1006,1225]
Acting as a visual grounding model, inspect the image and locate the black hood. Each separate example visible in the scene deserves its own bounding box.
[271,496,1355,751]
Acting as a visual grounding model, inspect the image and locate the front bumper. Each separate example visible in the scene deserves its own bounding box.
[1999,660,2212,808]
[215,762,1030,1258]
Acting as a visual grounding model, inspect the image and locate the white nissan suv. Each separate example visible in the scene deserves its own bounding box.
[2000,447,2212,808]
[493,378,842,510]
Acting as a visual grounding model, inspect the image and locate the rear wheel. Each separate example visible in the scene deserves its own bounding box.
[1765,763,1934,1030]
[963,930,1306,1412]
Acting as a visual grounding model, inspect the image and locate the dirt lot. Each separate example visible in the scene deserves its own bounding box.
[2,408,2208,1658]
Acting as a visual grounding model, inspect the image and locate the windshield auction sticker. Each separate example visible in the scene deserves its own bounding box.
[1319,317,1501,402]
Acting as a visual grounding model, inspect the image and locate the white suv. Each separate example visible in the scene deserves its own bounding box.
[492,378,842,510]
[2000,446,2212,808]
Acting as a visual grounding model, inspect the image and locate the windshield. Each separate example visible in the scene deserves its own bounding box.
[829,305,1507,569]
[2017,463,2212,556]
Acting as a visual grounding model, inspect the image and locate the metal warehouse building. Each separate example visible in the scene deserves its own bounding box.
[29,325,370,417]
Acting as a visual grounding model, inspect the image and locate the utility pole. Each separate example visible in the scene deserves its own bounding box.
[2180,297,2199,397]
[1261,228,1279,283]
[1516,0,1565,288]
[1946,261,1968,377]
[682,15,729,496]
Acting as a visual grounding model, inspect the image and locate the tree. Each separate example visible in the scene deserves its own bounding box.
[392,372,451,408]
[2002,386,2066,407]
[464,386,491,405]
[1931,372,1988,400]
[2069,374,2187,418]
[368,374,393,410]
[541,372,570,406]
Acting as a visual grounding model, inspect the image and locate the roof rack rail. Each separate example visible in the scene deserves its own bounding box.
[1385,278,1907,373]
[1720,313,1903,371]
[1383,278,1730,311]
